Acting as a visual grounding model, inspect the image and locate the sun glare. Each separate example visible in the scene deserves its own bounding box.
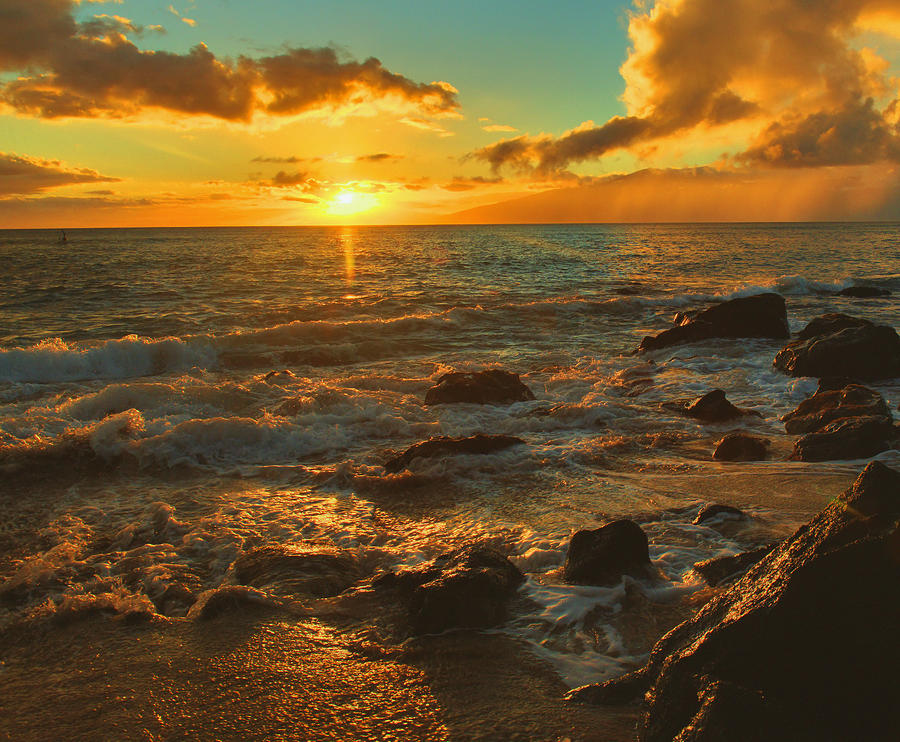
[327,189,379,216]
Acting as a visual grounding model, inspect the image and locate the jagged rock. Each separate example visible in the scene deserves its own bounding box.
[187,586,277,620]
[693,504,747,525]
[663,389,758,423]
[692,545,775,586]
[782,384,891,434]
[424,370,535,406]
[638,293,789,352]
[790,415,894,461]
[373,546,524,634]
[563,520,654,586]
[836,286,890,298]
[229,545,364,598]
[569,462,900,742]
[712,432,768,461]
[384,434,525,473]
[774,315,900,380]
[815,375,859,393]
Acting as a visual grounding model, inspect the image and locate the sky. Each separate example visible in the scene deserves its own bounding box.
[1,0,900,226]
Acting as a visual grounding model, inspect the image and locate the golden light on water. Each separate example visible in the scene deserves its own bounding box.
[339,228,355,286]
[327,190,379,216]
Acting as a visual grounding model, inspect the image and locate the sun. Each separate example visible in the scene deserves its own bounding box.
[326,189,379,216]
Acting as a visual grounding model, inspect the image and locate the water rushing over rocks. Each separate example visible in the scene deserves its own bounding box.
[1,223,899,740]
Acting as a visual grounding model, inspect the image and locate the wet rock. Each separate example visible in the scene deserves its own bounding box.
[693,504,747,525]
[712,432,768,461]
[836,286,890,298]
[229,545,364,598]
[384,434,525,473]
[663,389,758,423]
[814,375,859,393]
[567,668,651,705]
[638,293,789,352]
[188,586,278,620]
[692,545,775,586]
[782,383,891,434]
[424,370,536,406]
[563,520,654,586]
[774,315,900,380]
[374,546,524,634]
[574,461,900,741]
[789,415,894,461]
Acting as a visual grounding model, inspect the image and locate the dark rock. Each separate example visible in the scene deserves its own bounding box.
[774,316,900,380]
[567,668,650,705]
[692,545,775,586]
[664,389,757,423]
[693,504,747,525]
[837,286,891,298]
[187,586,277,620]
[230,546,364,598]
[579,461,900,741]
[384,434,525,473]
[424,370,535,406]
[712,432,768,461]
[638,293,789,352]
[374,545,524,634]
[563,520,654,586]
[790,415,894,461]
[814,375,859,393]
[782,384,891,434]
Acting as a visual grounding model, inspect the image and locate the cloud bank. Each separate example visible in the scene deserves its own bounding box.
[0,0,458,121]
[474,0,900,173]
[0,151,119,195]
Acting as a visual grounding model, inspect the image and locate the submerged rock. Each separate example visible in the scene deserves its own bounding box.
[692,545,775,586]
[187,585,278,620]
[790,415,894,461]
[570,461,900,742]
[712,432,768,461]
[638,293,789,352]
[374,545,524,634]
[782,383,891,434]
[229,545,364,598]
[424,370,536,406]
[693,503,747,525]
[664,389,758,423]
[384,434,525,473]
[563,520,654,586]
[836,286,890,298]
[774,314,900,380]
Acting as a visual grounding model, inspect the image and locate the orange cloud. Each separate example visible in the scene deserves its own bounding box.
[0,0,459,122]
[474,0,900,174]
[0,151,119,195]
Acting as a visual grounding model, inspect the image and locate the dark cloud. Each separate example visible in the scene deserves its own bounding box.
[474,0,900,173]
[0,0,458,121]
[441,175,503,191]
[268,170,315,188]
[0,151,119,195]
[251,155,308,164]
[355,153,403,163]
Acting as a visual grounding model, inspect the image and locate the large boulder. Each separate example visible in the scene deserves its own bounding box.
[774,315,900,380]
[782,383,891,434]
[424,370,535,406]
[229,545,364,598]
[568,462,900,742]
[836,286,890,298]
[691,545,775,587]
[789,415,894,461]
[663,389,758,423]
[638,293,789,352]
[384,434,525,473]
[712,432,768,461]
[563,520,654,586]
[373,546,524,634]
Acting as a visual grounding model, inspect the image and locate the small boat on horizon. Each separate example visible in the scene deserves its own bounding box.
[57,230,67,243]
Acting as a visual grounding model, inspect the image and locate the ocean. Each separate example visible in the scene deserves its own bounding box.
[1,223,899,740]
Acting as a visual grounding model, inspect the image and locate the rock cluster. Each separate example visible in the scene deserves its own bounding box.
[424,369,535,405]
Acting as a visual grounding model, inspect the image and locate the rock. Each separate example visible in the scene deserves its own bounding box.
[567,668,651,705]
[712,432,768,461]
[384,434,525,473]
[374,546,524,634]
[774,316,900,380]
[789,415,894,461]
[563,520,654,586]
[638,293,789,352]
[836,286,890,298]
[692,545,775,586]
[229,545,364,598]
[782,384,891,434]
[575,462,900,741]
[187,586,277,620]
[693,504,747,525]
[424,370,535,406]
[663,389,757,423]
[814,375,859,393]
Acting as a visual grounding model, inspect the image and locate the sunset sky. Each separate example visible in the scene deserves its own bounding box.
[2,0,900,226]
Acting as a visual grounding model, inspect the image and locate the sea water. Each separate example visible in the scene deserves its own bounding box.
[1,223,899,738]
